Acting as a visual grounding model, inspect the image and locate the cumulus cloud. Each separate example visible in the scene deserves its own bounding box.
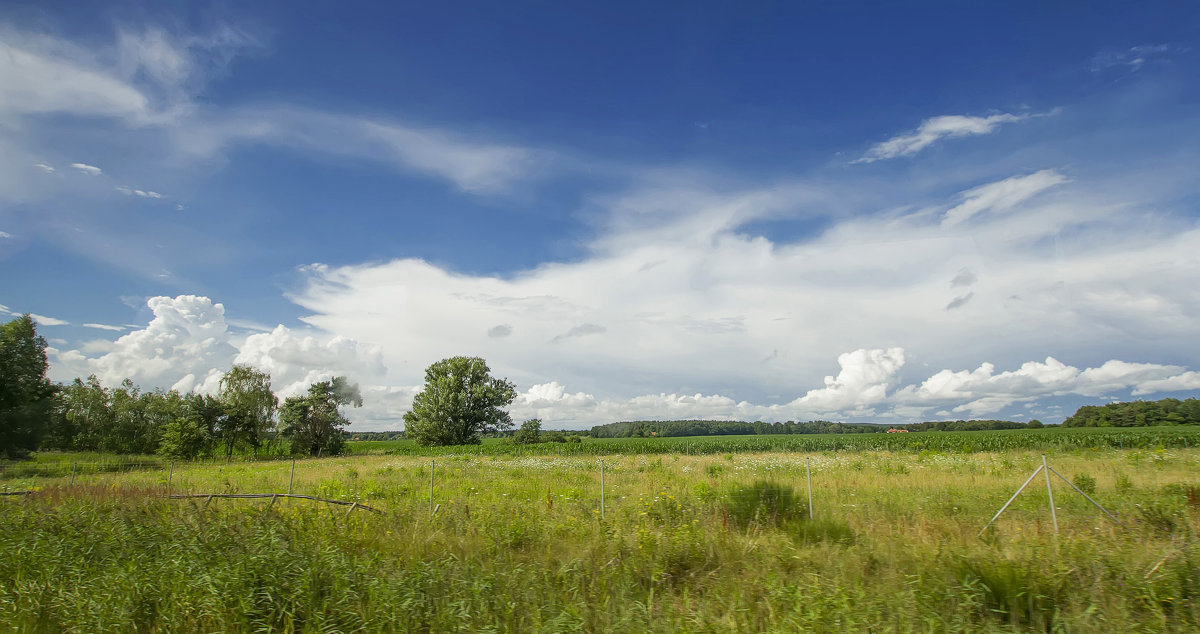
[71,163,102,175]
[487,324,513,338]
[855,112,1041,163]
[0,230,11,239]
[232,324,387,399]
[74,295,236,391]
[790,348,906,412]
[52,296,392,422]
[893,357,1197,416]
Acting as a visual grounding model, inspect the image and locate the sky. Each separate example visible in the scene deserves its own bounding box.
[1,1,1199,430]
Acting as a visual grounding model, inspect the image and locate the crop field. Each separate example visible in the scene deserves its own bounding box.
[2,434,1199,632]
[345,425,1200,456]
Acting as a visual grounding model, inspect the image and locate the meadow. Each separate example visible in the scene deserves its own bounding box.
[1,433,1198,631]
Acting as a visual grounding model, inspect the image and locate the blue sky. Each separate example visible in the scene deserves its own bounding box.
[2,1,1199,429]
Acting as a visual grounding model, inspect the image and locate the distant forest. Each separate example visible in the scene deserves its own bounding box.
[588,419,1030,438]
[334,398,1200,441]
[1062,397,1200,427]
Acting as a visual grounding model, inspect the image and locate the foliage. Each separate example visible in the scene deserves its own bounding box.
[217,365,278,457]
[281,377,363,456]
[349,426,1200,457]
[404,357,516,446]
[1063,397,1200,427]
[0,315,55,458]
[512,418,541,444]
[722,480,808,528]
[1072,472,1097,495]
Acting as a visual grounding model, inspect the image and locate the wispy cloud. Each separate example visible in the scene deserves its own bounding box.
[854,112,1048,163]
[1091,44,1182,73]
[941,169,1069,227]
[115,186,164,198]
[33,162,54,173]
[82,323,126,331]
[71,163,102,175]
[0,230,11,239]
[29,313,69,326]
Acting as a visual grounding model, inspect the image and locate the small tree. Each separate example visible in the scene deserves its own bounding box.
[0,315,55,457]
[218,365,277,458]
[282,377,363,457]
[513,418,542,444]
[404,357,516,446]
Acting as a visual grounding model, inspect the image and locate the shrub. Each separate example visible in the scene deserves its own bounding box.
[722,480,807,528]
[1072,473,1097,495]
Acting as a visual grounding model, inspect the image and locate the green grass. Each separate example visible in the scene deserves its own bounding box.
[2,447,1198,631]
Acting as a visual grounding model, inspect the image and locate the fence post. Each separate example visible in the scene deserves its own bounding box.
[600,459,605,520]
[1042,455,1058,533]
[806,457,814,521]
[69,463,77,487]
[288,458,296,496]
[429,460,435,515]
[167,461,174,498]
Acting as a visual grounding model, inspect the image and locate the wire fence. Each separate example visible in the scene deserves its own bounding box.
[1,450,1149,537]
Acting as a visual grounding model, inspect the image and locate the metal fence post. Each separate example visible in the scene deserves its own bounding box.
[1042,455,1058,533]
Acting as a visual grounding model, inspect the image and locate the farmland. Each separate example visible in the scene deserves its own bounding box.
[2,430,1199,631]
[344,425,1200,456]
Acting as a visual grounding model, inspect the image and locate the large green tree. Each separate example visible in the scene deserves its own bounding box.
[0,315,55,457]
[217,365,278,458]
[404,357,516,446]
[281,376,363,456]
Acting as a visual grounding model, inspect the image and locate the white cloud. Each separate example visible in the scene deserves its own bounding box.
[116,186,164,198]
[790,348,906,412]
[855,112,1041,163]
[892,357,1197,416]
[233,324,387,399]
[71,163,102,176]
[1132,372,1200,395]
[0,230,11,239]
[81,323,126,331]
[0,37,149,122]
[29,313,69,326]
[941,169,1069,226]
[170,107,550,194]
[33,163,54,173]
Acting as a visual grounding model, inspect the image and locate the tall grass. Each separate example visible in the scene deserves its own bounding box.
[1,449,1198,631]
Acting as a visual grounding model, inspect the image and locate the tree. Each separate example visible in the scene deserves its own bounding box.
[218,365,278,458]
[513,418,542,444]
[404,357,516,446]
[282,377,363,456]
[0,315,55,457]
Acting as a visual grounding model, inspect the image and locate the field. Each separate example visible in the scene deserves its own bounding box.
[2,431,1199,631]
[345,426,1200,456]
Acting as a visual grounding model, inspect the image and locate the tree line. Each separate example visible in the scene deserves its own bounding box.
[0,314,362,459]
[1062,398,1200,428]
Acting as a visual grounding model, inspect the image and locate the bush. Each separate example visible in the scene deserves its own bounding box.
[1072,473,1097,495]
[722,480,807,528]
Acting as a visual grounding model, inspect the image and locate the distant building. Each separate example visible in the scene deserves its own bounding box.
[886,428,909,433]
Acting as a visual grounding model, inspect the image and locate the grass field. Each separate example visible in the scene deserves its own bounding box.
[2,433,1199,631]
